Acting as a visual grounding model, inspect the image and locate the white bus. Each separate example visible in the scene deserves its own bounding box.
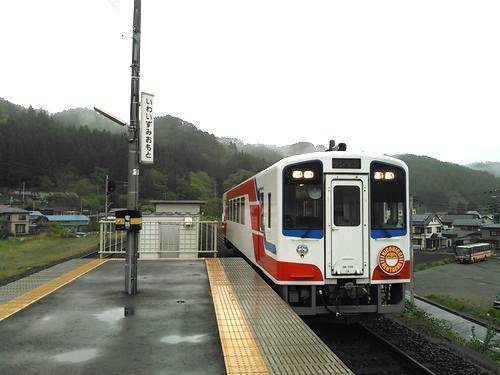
[455,243,492,264]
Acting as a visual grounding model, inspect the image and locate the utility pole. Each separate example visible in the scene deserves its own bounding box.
[125,0,141,295]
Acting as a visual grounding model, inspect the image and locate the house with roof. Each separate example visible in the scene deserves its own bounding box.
[441,217,483,246]
[438,213,478,230]
[480,223,500,249]
[412,213,448,250]
[29,211,49,230]
[0,205,30,236]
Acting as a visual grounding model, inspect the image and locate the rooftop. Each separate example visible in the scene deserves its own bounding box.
[0,205,29,214]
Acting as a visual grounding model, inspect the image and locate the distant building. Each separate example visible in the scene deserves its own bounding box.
[412,213,448,250]
[480,224,500,249]
[0,205,30,236]
[140,201,206,259]
[46,215,90,231]
[150,200,205,216]
[438,214,478,231]
[29,211,49,230]
[441,218,483,247]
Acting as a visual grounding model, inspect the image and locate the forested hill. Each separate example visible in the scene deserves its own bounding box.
[218,137,326,163]
[396,154,500,213]
[1,98,499,215]
[0,99,269,215]
[466,161,500,178]
[52,108,126,134]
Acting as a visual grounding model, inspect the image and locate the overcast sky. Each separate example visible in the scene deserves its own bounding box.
[1,1,499,164]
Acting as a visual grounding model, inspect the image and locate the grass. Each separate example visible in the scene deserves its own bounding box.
[405,300,465,343]
[414,258,455,272]
[0,232,98,281]
[405,301,500,364]
[425,293,500,327]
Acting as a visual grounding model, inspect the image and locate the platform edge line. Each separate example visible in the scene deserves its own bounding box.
[0,259,108,322]
[205,258,270,375]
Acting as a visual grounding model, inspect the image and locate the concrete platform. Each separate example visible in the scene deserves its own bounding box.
[0,260,225,375]
[0,258,353,375]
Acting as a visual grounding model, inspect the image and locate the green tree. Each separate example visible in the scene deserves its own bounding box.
[141,168,167,199]
[188,171,214,200]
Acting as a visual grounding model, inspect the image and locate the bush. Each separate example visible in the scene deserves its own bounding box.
[47,222,72,238]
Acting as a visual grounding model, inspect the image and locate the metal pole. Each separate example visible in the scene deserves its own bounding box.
[125,0,141,295]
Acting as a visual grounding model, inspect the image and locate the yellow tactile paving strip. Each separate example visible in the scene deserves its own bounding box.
[206,258,269,375]
[0,259,107,322]
[215,258,354,375]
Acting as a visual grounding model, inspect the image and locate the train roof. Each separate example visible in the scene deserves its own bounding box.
[273,151,407,170]
[223,151,408,195]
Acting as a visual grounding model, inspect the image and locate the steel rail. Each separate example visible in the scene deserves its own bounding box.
[361,324,437,375]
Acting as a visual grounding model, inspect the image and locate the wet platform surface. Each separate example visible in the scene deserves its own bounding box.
[0,260,225,375]
[0,258,353,375]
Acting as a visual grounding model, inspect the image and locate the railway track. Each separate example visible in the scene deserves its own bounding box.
[304,317,435,375]
[303,316,490,375]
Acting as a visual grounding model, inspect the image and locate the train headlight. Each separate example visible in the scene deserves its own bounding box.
[374,171,396,180]
[303,170,314,179]
[292,170,303,179]
[296,244,309,258]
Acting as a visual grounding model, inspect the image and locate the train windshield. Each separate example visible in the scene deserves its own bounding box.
[283,161,323,237]
[370,162,406,236]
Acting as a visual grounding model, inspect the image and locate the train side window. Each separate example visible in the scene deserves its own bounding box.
[334,186,360,226]
[258,191,264,231]
[268,193,271,229]
[241,197,245,224]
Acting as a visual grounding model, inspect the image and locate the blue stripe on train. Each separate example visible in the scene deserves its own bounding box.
[371,228,407,239]
[283,229,324,239]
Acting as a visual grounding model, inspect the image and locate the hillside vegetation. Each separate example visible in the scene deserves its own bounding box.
[1,97,499,215]
[0,99,268,216]
[397,154,500,212]
[466,161,500,178]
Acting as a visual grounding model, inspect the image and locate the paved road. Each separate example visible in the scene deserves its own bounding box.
[414,256,500,310]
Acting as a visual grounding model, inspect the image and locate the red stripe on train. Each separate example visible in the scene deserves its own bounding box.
[371,261,411,280]
[252,234,323,281]
[227,178,323,282]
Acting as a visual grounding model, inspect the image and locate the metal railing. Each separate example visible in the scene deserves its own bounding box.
[99,219,218,258]
[99,220,127,256]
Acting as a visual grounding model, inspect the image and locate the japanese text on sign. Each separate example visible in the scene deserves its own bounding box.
[140,92,154,164]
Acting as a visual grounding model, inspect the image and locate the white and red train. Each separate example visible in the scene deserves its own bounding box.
[222,146,410,315]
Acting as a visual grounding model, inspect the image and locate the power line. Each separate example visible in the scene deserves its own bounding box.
[106,0,120,12]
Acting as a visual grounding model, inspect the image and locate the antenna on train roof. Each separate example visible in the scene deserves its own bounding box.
[327,140,347,152]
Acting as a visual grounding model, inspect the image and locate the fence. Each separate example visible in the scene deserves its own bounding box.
[99,218,218,258]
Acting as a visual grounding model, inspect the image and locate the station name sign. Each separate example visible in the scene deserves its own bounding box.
[140,92,154,164]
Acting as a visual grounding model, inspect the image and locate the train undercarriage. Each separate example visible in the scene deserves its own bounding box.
[279,282,405,316]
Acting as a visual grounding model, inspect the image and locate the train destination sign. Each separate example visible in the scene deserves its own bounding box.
[140,92,154,164]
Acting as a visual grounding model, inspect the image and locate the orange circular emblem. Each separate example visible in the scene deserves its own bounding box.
[378,246,405,275]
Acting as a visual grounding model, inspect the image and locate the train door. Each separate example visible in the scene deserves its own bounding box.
[325,176,368,277]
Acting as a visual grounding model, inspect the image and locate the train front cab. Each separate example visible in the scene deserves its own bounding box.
[279,157,410,316]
